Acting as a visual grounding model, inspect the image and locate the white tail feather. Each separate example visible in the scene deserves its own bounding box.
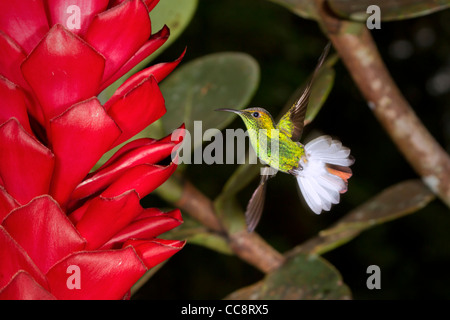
[296,135,354,214]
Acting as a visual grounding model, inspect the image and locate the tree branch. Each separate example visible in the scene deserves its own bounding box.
[163,178,285,273]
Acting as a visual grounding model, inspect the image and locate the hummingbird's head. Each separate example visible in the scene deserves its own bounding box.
[215,107,276,131]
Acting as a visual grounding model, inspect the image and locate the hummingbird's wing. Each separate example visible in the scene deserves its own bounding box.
[277,42,331,142]
[245,168,277,232]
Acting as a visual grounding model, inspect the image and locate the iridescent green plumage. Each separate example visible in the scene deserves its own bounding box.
[229,107,305,173]
[217,43,331,232]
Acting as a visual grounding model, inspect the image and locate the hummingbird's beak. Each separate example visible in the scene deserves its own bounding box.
[215,108,241,114]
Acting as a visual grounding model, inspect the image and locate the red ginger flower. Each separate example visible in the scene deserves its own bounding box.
[0,0,186,299]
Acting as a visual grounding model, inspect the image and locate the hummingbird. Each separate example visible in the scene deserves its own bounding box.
[216,43,354,232]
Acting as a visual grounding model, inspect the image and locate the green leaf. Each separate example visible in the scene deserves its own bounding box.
[225,253,351,299]
[159,52,260,144]
[188,233,234,255]
[98,0,198,104]
[288,179,435,256]
[327,0,450,22]
[152,174,185,204]
[149,0,198,59]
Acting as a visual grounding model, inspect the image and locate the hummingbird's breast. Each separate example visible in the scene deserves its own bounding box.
[249,128,304,173]
[277,138,304,173]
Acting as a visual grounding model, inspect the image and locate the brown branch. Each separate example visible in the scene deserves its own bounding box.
[228,230,285,273]
[315,0,450,208]
[174,180,285,273]
[176,181,225,233]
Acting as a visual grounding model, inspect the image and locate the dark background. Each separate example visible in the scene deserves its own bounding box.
[135,0,450,299]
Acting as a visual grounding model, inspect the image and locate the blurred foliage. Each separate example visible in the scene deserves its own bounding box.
[226,254,351,299]
[149,0,198,60]
[159,52,260,142]
[289,179,435,256]
[134,0,450,299]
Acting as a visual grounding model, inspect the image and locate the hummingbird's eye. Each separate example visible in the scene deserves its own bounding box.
[252,112,260,118]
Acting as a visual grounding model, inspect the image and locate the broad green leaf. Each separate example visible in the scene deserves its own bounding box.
[152,174,184,204]
[159,52,260,149]
[98,0,198,104]
[225,253,351,299]
[149,0,198,60]
[287,179,435,256]
[327,0,450,21]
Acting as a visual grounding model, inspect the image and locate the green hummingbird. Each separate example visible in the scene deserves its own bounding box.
[217,43,354,232]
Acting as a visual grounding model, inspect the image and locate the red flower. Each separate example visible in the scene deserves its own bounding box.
[0,0,185,299]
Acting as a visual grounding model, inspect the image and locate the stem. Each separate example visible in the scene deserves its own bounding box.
[173,180,284,273]
[176,180,225,233]
[315,0,450,207]
[156,176,285,273]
